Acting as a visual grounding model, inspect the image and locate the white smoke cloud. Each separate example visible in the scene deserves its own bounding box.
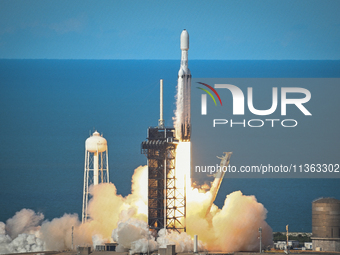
[0,222,11,254]
[212,191,273,251]
[112,217,157,255]
[5,209,43,239]
[157,229,205,252]
[92,234,107,249]
[0,210,45,254]
[7,233,44,253]
[39,213,81,251]
[0,166,149,254]
[0,165,273,254]
[186,190,273,252]
[0,223,5,235]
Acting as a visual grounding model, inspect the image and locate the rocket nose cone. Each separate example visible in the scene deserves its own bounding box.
[180,29,189,50]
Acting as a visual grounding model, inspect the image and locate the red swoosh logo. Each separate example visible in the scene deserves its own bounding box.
[197,82,222,106]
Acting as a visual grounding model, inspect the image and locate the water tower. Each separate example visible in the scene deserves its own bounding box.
[82,131,109,223]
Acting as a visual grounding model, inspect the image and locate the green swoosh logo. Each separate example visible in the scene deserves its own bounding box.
[197,87,217,106]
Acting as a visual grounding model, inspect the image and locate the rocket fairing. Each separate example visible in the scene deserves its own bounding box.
[175,29,191,141]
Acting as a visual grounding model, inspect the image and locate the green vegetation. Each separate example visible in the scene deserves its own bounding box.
[273,232,311,243]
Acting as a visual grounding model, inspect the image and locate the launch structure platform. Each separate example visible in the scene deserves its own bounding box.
[141,79,186,233]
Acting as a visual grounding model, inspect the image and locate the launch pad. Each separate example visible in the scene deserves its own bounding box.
[141,127,186,233]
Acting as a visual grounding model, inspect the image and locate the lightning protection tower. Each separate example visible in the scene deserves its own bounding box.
[82,131,109,223]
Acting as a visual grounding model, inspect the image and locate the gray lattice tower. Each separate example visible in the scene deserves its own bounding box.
[141,127,185,233]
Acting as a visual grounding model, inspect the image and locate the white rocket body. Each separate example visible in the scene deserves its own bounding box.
[175,29,191,141]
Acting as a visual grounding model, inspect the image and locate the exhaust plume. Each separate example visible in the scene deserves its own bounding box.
[0,161,272,254]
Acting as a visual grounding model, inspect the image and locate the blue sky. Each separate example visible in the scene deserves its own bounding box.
[0,0,339,59]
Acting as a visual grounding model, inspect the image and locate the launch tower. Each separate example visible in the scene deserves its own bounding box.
[82,131,109,223]
[141,80,186,233]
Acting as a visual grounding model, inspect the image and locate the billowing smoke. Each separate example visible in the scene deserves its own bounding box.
[0,163,272,254]
[39,213,80,251]
[5,209,43,239]
[186,189,272,251]
[0,210,45,254]
[157,229,205,252]
[0,165,148,254]
[112,217,157,254]
[92,234,107,250]
[111,217,204,254]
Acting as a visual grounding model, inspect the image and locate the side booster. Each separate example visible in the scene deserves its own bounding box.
[175,29,191,141]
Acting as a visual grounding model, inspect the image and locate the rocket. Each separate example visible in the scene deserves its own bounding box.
[175,29,191,141]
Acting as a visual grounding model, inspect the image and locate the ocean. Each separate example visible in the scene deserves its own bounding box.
[0,59,339,232]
